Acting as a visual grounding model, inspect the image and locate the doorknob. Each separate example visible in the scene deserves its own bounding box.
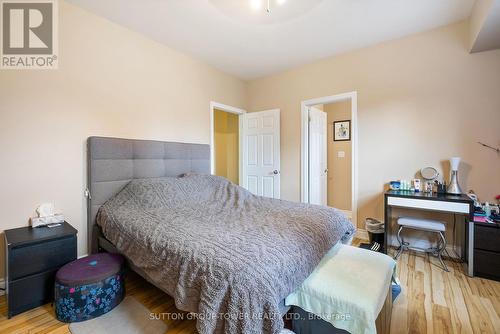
[273,170,280,175]
[324,169,329,173]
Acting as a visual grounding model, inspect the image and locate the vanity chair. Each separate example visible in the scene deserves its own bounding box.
[394,217,449,271]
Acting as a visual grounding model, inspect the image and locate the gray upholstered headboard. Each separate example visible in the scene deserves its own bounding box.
[87,136,210,253]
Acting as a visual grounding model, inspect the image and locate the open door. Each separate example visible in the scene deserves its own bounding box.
[241,109,280,199]
[308,106,327,205]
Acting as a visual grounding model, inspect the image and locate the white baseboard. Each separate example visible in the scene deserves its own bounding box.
[357,230,460,260]
[356,228,369,241]
[340,210,353,219]
[388,239,461,260]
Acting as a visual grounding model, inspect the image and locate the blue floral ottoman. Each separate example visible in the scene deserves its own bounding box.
[55,253,125,323]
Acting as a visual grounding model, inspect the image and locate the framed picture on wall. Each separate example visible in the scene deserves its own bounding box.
[333,120,351,141]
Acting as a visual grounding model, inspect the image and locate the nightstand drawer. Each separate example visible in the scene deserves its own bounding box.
[9,235,76,280]
[474,249,500,280]
[474,224,500,253]
[8,269,58,317]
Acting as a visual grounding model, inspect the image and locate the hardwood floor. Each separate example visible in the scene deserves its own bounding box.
[386,248,500,334]
[0,239,499,333]
[0,270,198,334]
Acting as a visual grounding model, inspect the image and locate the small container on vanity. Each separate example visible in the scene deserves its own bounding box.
[4,222,77,318]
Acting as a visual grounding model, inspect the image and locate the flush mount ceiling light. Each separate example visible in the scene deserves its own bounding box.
[250,0,286,13]
[209,0,324,25]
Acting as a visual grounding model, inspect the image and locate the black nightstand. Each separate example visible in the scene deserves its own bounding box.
[473,221,500,281]
[4,222,77,318]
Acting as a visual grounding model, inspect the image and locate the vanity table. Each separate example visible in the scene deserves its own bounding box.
[384,190,474,276]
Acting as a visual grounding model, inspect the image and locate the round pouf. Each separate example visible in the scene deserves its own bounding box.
[55,253,125,323]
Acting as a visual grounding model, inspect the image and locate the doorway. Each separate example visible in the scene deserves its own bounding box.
[210,102,281,199]
[214,109,240,183]
[210,102,246,184]
[301,92,358,224]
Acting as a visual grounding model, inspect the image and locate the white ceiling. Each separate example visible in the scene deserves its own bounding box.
[67,0,476,80]
[470,0,500,52]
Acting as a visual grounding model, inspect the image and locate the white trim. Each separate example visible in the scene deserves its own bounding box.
[301,91,359,226]
[387,239,461,260]
[209,102,246,180]
[239,114,244,186]
[339,210,352,219]
[387,197,470,214]
[355,228,369,241]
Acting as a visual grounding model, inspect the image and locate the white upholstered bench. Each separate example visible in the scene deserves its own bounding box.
[286,244,395,334]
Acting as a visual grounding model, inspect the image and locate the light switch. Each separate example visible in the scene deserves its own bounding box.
[337,151,345,158]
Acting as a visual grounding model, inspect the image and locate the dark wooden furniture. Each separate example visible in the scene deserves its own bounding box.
[473,220,500,281]
[384,190,474,275]
[4,222,77,318]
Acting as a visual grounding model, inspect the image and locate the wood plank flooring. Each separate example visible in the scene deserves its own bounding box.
[0,239,498,333]
[386,247,500,334]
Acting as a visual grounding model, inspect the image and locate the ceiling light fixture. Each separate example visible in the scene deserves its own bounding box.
[250,0,286,14]
[250,0,262,11]
[210,0,322,25]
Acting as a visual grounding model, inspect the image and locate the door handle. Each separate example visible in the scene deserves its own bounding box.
[324,169,329,174]
[273,170,280,175]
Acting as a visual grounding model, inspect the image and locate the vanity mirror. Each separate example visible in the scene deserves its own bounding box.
[420,167,439,193]
[421,167,439,180]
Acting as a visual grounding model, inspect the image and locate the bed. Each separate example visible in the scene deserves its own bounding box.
[87,136,356,334]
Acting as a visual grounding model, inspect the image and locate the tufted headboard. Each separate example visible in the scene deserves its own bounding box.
[87,136,210,253]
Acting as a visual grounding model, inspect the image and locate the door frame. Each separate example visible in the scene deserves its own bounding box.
[300,91,358,226]
[210,101,246,182]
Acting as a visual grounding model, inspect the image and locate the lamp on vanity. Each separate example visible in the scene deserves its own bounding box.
[447,157,462,195]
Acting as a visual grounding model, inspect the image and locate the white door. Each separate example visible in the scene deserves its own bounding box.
[308,106,327,205]
[241,109,280,199]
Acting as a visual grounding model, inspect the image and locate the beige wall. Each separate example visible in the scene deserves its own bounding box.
[214,110,239,184]
[1,3,500,283]
[0,1,247,277]
[247,21,500,229]
[325,101,352,211]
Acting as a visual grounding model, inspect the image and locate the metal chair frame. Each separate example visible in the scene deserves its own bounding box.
[394,224,449,272]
